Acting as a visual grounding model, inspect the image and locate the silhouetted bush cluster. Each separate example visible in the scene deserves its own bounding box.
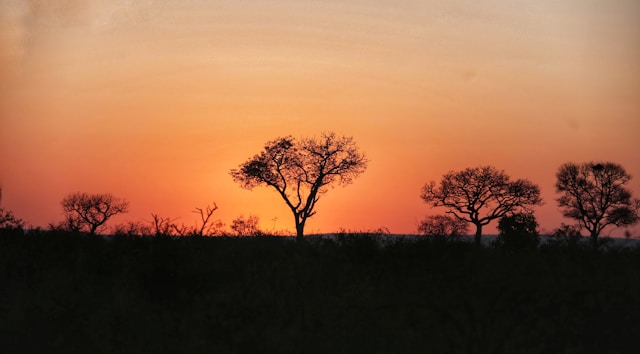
[493,212,540,251]
[1,230,639,353]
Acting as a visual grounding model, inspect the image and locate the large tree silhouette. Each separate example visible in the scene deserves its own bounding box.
[231,132,367,240]
[421,166,542,246]
[556,162,640,247]
[61,192,129,236]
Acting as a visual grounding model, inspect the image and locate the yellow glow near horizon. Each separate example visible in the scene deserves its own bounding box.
[1,0,639,235]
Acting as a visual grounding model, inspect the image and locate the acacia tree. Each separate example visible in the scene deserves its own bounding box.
[61,192,129,236]
[231,132,367,240]
[418,214,469,238]
[556,162,640,248]
[421,166,542,246]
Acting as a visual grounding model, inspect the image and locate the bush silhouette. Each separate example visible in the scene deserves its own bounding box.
[0,208,24,232]
[493,212,540,250]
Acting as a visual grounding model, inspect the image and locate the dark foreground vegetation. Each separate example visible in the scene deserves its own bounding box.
[1,230,639,354]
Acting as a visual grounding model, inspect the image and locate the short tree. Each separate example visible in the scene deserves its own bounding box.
[149,214,177,236]
[149,203,222,237]
[421,166,542,246]
[493,212,540,250]
[231,132,367,240]
[0,208,25,231]
[418,214,468,239]
[61,192,129,236]
[230,215,261,236]
[191,203,221,236]
[555,162,640,248]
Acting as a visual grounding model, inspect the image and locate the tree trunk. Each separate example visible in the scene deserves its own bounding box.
[295,216,305,241]
[474,224,482,246]
[590,230,599,249]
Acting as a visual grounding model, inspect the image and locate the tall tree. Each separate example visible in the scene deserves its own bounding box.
[421,166,542,246]
[61,192,129,235]
[555,162,640,247]
[231,132,367,240]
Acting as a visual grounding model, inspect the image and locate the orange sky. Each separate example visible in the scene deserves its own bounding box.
[1,0,639,235]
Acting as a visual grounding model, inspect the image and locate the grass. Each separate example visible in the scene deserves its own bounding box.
[1,229,639,353]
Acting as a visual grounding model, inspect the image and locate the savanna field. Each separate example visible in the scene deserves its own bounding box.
[1,230,639,354]
[3,1,640,353]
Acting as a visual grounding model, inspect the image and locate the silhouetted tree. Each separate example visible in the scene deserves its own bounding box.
[149,214,176,236]
[61,192,129,236]
[148,203,222,237]
[230,215,261,236]
[418,214,468,239]
[231,132,367,240]
[191,203,221,236]
[0,208,25,231]
[493,212,540,250]
[556,162,640,248]
[421,166,542,246]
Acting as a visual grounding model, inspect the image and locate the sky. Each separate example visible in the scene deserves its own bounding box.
[1,0,639,235]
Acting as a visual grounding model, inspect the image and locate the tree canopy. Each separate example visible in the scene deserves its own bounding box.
[61,192,129,235]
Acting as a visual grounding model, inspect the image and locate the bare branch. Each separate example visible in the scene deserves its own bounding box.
[192,202,219,236]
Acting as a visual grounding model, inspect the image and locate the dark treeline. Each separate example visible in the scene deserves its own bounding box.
[1,229,639,353]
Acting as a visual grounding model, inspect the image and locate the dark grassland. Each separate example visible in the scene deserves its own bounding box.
[1,230,639,354]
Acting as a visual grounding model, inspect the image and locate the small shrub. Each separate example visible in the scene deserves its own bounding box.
[0,208,25,231]
[493,212,540,250]
[545,223,585,249]
[113,221,152,236]
[230,215,262,236]
[417,214,468,242]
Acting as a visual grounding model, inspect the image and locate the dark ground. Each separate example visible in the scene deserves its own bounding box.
[1,230,639,353]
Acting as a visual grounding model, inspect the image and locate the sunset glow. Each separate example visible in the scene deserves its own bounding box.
[1,0,639,235]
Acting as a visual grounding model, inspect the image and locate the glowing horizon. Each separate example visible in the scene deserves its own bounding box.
[1,0,639,235]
